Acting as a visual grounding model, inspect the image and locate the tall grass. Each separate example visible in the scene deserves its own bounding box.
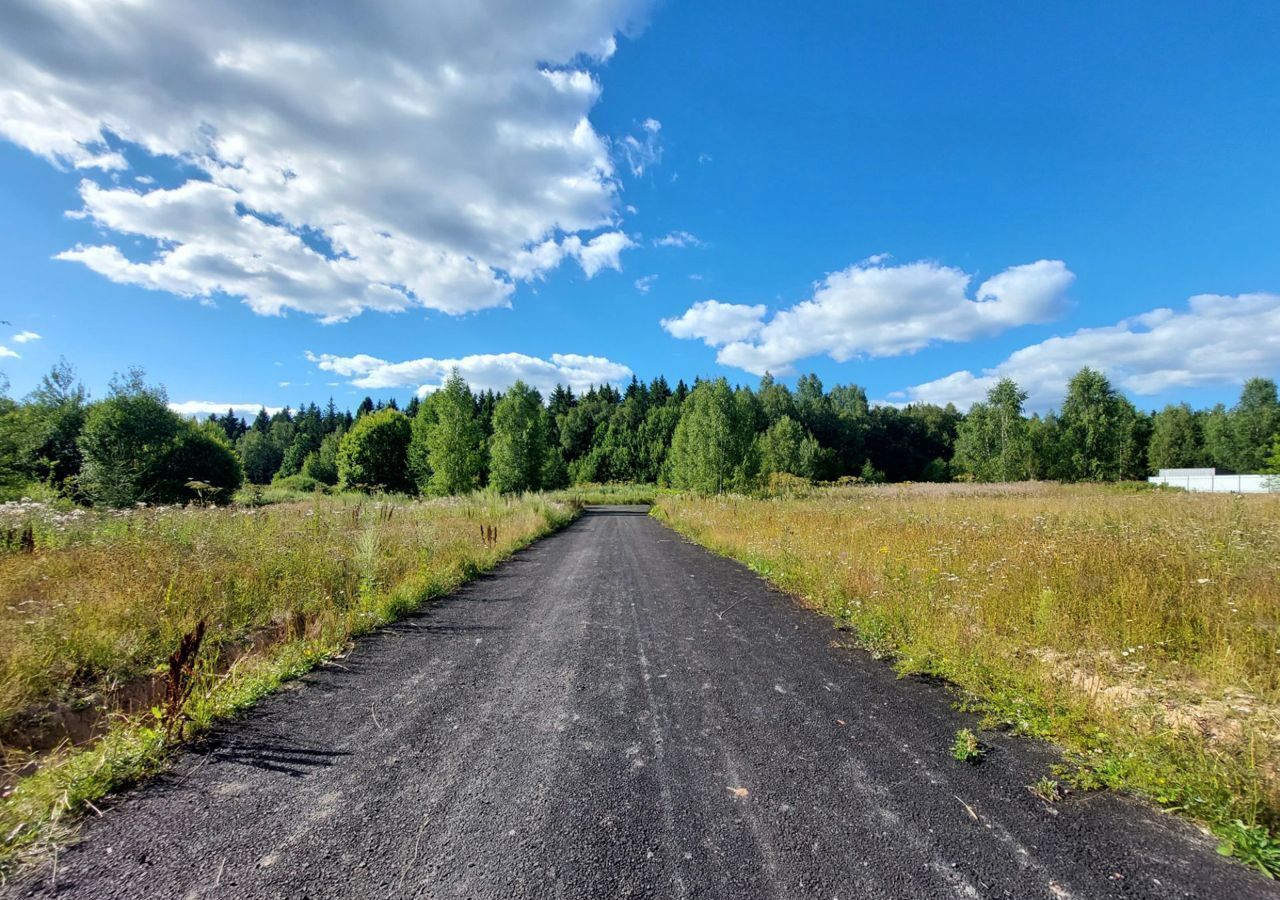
[0,492,575,870]
[655,483,1280,863]
[545,482,660,505]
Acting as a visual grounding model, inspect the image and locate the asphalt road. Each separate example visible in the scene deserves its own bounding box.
[10,506,1275,899]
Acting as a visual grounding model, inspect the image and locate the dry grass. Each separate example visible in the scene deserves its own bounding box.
[655,483,1280,856]
[0,492,575,870]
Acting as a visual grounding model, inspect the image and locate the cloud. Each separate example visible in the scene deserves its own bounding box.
[11,331,40,344]
[307,350,633,397]
[169,401,282,419]
[0,1,647,321]
[634,274,658,294]
[666,257,1074,375]
[619,117,662,176]
[661,300,766,346]
[654,230,703,248]
[0,346,18,359]
[897,292,1280,411]
[568,231,635,278]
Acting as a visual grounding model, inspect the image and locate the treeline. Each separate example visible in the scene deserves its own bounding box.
[2,361,1278,507]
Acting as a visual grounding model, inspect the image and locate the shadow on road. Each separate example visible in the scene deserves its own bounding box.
[202,742,351,778]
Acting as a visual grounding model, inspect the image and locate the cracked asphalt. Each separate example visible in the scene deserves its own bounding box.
[9,506,1276,899]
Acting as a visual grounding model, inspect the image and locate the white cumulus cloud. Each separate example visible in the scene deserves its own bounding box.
[11,331,41,344]
[306,350,633,397]
[896,292,1280,411]
[661,300,766,346]
[665,257,1075,375]
[0,0,648,321]
[0,345,18,359]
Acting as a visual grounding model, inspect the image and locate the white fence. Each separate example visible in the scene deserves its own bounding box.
[1148,469,1279,493]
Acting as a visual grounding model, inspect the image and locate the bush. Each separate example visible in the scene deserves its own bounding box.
[153,425,244,505]
[271,472,326,494]
[337,409,413,493]
[78,373,179,507]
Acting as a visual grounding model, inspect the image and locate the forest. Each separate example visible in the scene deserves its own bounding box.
[2,361,1279,506]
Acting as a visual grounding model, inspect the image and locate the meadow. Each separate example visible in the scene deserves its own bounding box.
[0,492,576,870]
[655,483,1280,869]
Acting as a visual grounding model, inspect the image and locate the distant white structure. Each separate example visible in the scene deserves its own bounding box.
[1149,468,1279,493]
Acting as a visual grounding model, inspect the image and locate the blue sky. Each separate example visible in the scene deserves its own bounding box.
[1,0,1277,415]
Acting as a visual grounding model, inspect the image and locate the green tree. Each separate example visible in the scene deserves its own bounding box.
[757,416,820,480]
[16,359,87,494]
[953,379,1032,482]
[489,381,548,493]
[668,378,754,493]
[0,378,23,498]
[337,408,413,493]
[422,372,486,495]
[1057,368,1134,481]
[757,373,796,425]
[302,431,342,485]
[1229,378,1280,472]
[238,430,283,484]
[1264,434,1280,475]
[78,370,181,507]
[1148,403,1204,470]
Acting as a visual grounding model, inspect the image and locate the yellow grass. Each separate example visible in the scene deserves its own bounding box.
[655,483,1280,843]
[0,492,575,870]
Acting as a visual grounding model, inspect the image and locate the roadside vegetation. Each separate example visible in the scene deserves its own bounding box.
[654,483,1280,874]
[0,492,575,872]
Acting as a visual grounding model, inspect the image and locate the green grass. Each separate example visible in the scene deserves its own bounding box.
[545,482,660,505]
[0,492,577,872]
[654,483,1280,875]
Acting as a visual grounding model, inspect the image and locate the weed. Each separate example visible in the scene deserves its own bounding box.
[1216,819,1280,878]
[1029,777,1062,803]
[952,728,983,763]
[157,620,206,743]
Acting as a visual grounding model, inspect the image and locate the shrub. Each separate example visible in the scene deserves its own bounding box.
[337,408,413,493]
[153,424,244,505]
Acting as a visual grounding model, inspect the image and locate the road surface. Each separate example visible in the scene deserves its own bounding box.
[10,506,1274,898]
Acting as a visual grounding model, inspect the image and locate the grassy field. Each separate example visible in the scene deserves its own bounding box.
[0,492,576,871]
[655,483,1280,873]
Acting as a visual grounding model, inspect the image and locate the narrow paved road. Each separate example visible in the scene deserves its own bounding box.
[12,507,1274,899]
